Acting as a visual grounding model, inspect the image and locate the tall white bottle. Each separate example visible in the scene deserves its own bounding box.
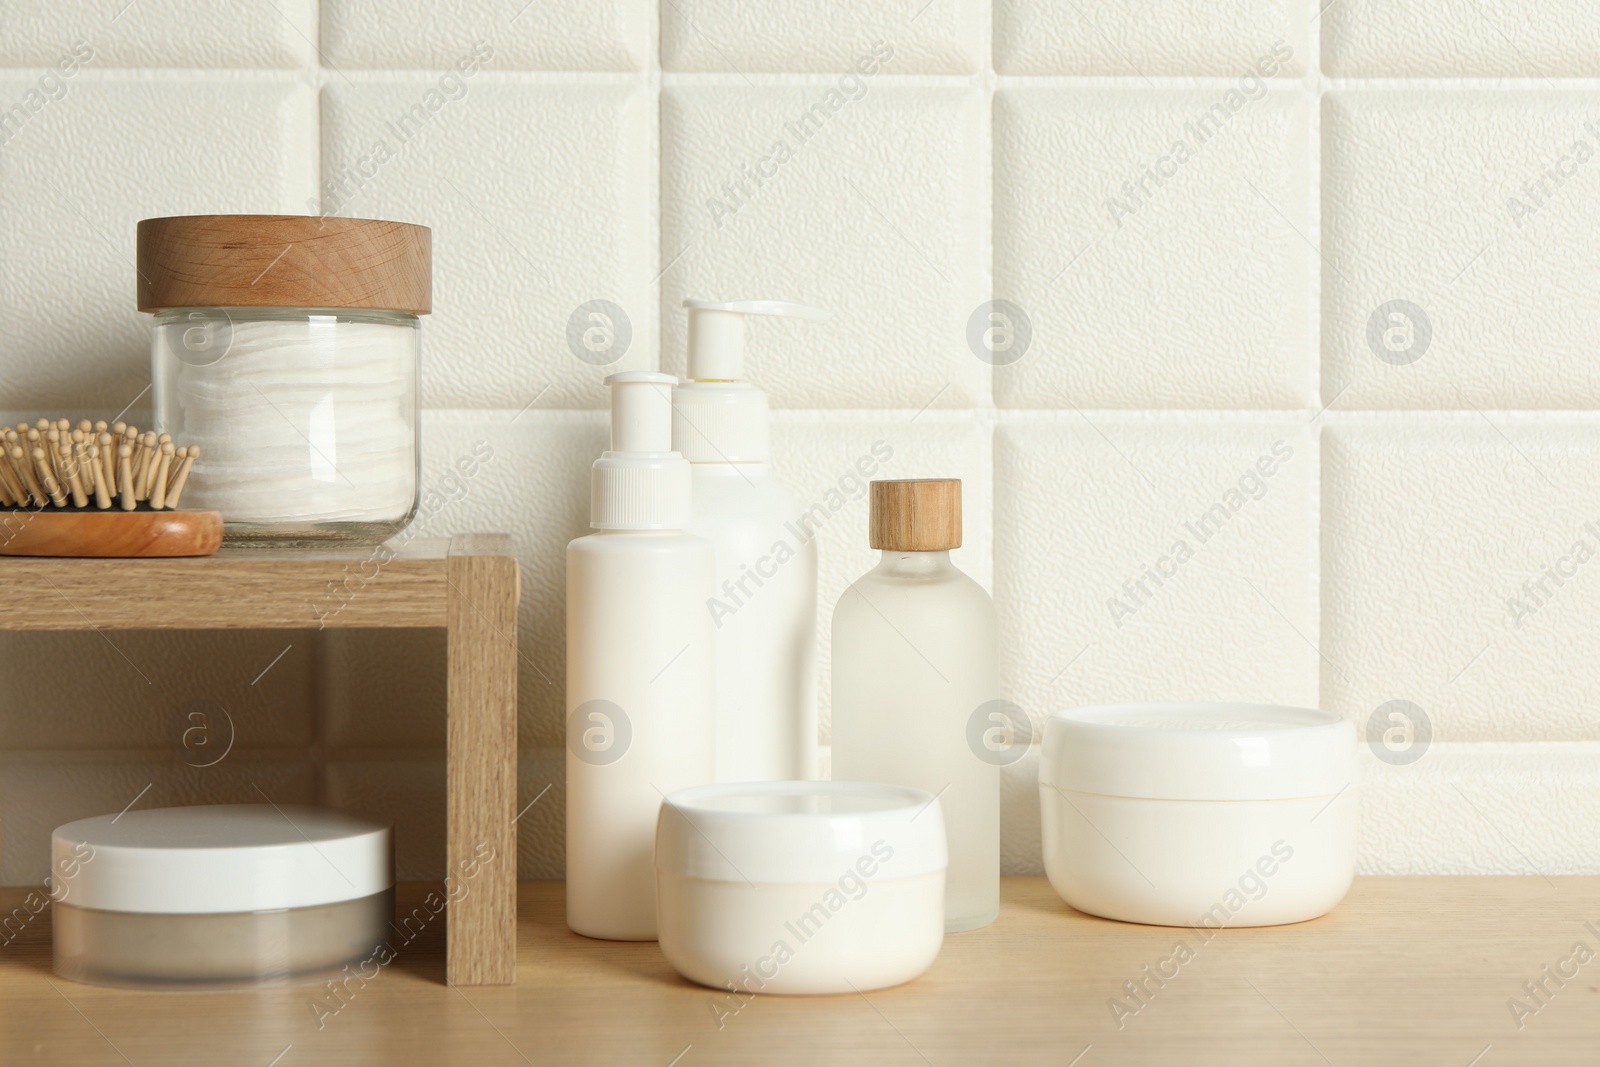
[831,479,1000,931]
[673,299,827,783]
[566,372,715,941]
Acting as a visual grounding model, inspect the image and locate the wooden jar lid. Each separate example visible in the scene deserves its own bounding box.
[870,479,961,551]
[136,215,431,314]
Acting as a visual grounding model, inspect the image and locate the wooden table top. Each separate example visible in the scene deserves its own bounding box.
[2,877,1595,1065]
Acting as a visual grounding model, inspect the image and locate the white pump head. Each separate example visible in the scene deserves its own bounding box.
[592,372,691,530]
[684,299,829,382]
[675,299,829,464]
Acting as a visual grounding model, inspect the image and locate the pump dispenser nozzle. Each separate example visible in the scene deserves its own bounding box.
[592,372,690,530]
[675,299,828,463]
[684,299,828,383]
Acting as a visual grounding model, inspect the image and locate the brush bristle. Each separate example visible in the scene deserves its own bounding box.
[2,417,198,512]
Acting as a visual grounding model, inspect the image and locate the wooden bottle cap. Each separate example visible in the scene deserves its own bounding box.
[870,479,961,551]
[136,215,431,314]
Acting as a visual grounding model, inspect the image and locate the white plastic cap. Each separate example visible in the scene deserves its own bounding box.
[51,805,392,914]
[675,298,828,463]
[1040,703,1357,802]
[655,781,947,885]
[593,372,691,530]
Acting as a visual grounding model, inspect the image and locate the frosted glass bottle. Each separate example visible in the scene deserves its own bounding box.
[566,372,715,941]
[831,479,999,931]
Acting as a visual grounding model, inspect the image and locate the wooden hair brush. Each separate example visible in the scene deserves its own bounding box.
[0,417,221,557]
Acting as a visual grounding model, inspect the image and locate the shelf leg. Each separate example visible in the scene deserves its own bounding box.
[445,541,519,985]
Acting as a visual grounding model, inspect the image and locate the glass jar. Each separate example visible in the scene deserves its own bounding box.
[138,214,430,546]
[152,307,420,544]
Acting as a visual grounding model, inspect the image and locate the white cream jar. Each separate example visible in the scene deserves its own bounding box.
[1039,704,1357,928]
[51,805,392,989]
[655,781,946,995]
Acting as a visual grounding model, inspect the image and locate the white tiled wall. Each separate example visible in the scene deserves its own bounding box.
[1,1,1596,883]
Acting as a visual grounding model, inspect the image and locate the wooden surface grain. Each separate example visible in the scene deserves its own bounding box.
[445,535,519,985]
[0,538,457,628]
[1,877,1594,1065]
[0,508,222,557]
[136,214,432,314]
[870,477,962,551]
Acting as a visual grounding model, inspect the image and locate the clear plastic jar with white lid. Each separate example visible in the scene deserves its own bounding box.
[51,804,393,990]
[139,215,429,546]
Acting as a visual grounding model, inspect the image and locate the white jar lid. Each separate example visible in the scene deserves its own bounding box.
[655,781,948,885]
[1040,703,1356,801]
[52,805,392,915]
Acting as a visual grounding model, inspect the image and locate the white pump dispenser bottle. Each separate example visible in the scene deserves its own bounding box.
[673,299,827,783]
[566,371,715,941]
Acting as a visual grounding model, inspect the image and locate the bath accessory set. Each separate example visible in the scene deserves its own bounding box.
[25,230,1361,999]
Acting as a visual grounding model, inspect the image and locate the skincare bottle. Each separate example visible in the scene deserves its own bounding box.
[830,479,1000,931]
[566,372,715,941]
[673,299,827,783]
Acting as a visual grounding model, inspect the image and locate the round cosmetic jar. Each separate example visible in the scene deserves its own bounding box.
[655,781,947,995]
[139,215,429,545]
[51,804,393,989]
[1039,704,1358,928]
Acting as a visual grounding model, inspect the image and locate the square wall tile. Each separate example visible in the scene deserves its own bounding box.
[1001,745,1042,875]
[994,89,1310,409]
[995,0,1305,76]
[1321,92,1600,410]
[768,413,992,741]
[1357,744,1600,875]
[996,418,1316,731]
[319,629,445,750]
[1323,0,1600,77]
[1322,423,1600,742]
[321,80,656,410]
[325,756,444,881]
[0,631,312,752]
[0,77,316,410]
[322,0,650,72]
[662,1,984,74]
[0,1,313,67]
[0,754,314,884]
[317,408,600,757]
[661,86,988,410]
